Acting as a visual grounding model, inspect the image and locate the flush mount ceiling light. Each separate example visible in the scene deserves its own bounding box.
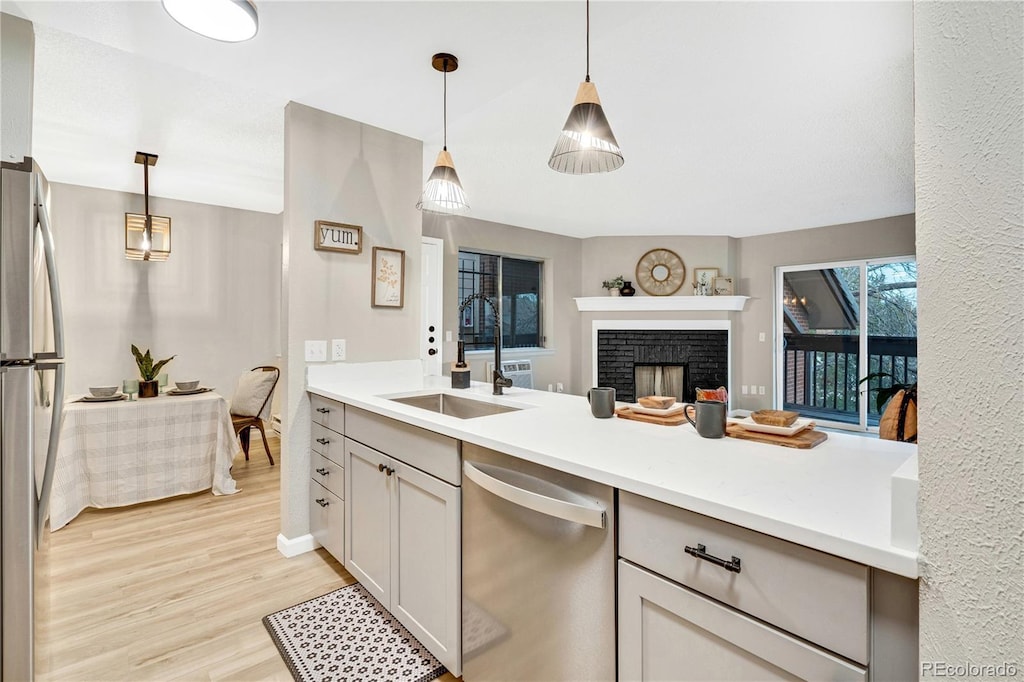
[161,0,259,43]
[548,0,624,174]
[125,152,171,262]
[417,52,469,215]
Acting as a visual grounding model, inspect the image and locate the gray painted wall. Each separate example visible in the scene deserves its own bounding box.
[49,181,282,401]
[280,102,423,540]
[915,1,1023,670]
[423,214,583,394]
[734,214,916,411]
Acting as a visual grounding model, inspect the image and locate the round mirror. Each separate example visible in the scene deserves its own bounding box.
[651,264,670,282]
[635,248,686,296]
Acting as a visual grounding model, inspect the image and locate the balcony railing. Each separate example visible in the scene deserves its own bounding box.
[783,334,918,424]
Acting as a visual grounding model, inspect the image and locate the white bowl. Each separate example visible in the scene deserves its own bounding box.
[89,386,118,398]
[175,380,200,391]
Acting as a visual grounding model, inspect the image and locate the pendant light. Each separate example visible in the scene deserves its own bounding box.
[162,0,259,43]
[125,152,171,262]
[548,0,624,174]
[417,53,469,215]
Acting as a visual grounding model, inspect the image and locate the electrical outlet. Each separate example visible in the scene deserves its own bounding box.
[445,330,452,342]
[741,385,749,395]
[556,382,565,393]
[758,385,766,395]
[759,332,766,342]
[548,384,554,392]
[304,340,327,362]
[331,339,346,361]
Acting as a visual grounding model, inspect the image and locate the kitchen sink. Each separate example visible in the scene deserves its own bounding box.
[389,393,522,419]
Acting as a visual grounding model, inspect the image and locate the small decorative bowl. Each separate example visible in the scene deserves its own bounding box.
[175,380,200,391]
[89,386,119,398]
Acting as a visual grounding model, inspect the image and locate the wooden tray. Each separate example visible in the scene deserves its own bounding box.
[726,423,828,449]
[615,406,689,426]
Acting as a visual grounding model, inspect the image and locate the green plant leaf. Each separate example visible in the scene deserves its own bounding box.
[150,356,175,379]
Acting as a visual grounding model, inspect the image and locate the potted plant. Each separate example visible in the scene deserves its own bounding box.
[131,345,175,398]
[602,276,625,296]
[858,372,917,442]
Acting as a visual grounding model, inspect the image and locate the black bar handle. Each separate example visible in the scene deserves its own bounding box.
[316,407,330,414]
[315,468,329,476]
[316,438,330,445]
[315,498,329,508]
[684,543,742,574]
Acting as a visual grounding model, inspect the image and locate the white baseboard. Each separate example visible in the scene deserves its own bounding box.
[277,532,319,558]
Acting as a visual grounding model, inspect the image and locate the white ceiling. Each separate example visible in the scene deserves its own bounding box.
[6,1,915,238]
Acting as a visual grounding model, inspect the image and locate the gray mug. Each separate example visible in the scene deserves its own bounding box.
[587,387,616,419]
[685,400,727,438]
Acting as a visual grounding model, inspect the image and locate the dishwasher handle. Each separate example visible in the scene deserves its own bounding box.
[464,460,606,529]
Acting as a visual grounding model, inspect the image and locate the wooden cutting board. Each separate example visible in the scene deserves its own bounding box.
[615,406,689,426]
[726,423,828,449]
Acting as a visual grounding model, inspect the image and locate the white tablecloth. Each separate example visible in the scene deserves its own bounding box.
[49,391,240,531]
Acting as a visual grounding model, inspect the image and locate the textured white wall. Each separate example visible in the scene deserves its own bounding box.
[915,1,1024,673]
[49,182,282,400]
[280,103,422,540]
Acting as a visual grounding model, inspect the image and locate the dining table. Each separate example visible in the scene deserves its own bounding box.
[49,389,240,531]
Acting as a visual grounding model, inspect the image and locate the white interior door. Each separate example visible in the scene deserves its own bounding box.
[420,236,444,376]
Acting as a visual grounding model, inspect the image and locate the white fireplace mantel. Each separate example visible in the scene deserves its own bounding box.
[574,295,750,312]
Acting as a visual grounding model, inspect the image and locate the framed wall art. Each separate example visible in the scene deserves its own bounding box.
[371,247,405,308]
[692,267,718,296]
[314,220,363,254]
[713,276,735,296]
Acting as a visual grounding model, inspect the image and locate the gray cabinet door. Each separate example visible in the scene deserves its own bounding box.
[618,560,867,682]
[344,438,391,605]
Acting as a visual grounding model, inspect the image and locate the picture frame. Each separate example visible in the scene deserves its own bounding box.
[713,276,735,296]
[692,267,719,296]
[371,247,405,308]
[314,220,363,254]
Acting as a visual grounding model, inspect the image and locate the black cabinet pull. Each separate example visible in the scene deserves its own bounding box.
[428,348,438,356]
[684,543,742,574]
[315,498,329,508]
[315,468,329,476]
[316,407,330,414]
[316,437,330,445]
[385,466,394,477]
[378,463,386,473]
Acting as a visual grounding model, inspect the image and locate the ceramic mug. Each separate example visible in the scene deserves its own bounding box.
[685,399,727,438]
[587,387,616,419]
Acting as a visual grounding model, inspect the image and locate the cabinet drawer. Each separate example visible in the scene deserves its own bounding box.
[310,423,343,464]
[310,479,344,562]
[345,406,460,485]
[310,394,343,433]
[618,560,866,682]
[311,452,344,499]
[619,491,869,665]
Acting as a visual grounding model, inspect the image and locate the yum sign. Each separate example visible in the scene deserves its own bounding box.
[314,220,363,254]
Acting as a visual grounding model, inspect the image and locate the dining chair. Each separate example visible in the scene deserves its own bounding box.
[229,365,280,465]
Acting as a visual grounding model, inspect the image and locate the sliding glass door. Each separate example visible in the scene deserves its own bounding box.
[775,257,917,431]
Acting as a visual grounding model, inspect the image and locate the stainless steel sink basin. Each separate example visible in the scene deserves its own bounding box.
[389,393,522,419]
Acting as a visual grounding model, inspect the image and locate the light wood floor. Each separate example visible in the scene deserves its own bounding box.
[38,436,460,682]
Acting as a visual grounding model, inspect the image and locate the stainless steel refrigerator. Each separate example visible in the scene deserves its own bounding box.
[1,158,66,679]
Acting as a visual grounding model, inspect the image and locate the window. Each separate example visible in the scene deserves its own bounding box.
[775,257,917,430]
[458,250,542,351]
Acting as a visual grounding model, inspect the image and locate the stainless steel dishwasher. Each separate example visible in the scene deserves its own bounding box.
[461,443,615,681]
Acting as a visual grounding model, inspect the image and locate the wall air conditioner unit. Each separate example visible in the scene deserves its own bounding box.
[486,359,534,389]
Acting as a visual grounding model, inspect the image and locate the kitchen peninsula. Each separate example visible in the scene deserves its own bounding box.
[306,359,920,680]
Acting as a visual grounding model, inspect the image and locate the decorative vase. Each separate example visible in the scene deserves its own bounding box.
[620,281,636,297]
[607,288,620,297]
[139,379,159,398]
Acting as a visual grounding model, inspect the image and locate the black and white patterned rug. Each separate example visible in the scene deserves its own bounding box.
[262,582,447,682]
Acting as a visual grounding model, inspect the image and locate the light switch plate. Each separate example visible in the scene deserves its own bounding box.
[305,340,327,362]
[331,339,346,361]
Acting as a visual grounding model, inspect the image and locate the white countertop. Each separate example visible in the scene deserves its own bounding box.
[307,361,919,578]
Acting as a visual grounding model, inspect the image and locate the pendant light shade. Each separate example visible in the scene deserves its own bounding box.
[417,53,469,215]
[549,0,624,174]
[162,0,259,43]
[125,152,171,262]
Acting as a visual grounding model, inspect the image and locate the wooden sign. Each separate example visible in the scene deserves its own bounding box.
[314,220,362,254]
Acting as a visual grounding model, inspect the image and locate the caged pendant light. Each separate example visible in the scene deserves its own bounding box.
[125,152,171,262]
[548,0,624,174]
[417,53,470,215]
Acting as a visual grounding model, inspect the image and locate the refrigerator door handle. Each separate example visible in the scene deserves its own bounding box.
[463,460,606,529]
[34,172,65,361]
[35,360,65,545]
